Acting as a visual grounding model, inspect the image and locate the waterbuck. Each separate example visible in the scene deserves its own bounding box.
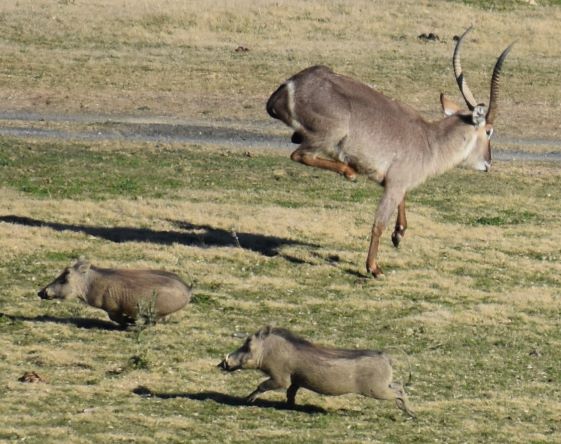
[266,27,513,277]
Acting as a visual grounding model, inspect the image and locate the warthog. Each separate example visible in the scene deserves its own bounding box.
[38,259,192,326]
[218,326,415,417]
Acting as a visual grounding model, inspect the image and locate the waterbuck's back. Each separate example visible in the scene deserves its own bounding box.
[267,65,431,179]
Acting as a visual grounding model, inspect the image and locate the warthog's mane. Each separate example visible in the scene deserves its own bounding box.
[92,266,181,279]
[271,327,384,360]
[91,266,190,287]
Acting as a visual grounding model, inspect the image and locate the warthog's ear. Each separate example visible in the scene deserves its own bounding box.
[440,93,462,116]
[472,104,487,127]
[257,325,272,339]
[74,258,91,274]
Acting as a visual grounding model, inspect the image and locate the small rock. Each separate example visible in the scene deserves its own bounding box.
[18,371,45,383]
[418,33,440,42]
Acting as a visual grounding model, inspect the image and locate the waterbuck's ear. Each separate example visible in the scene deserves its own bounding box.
[440,93,462,116]
[74,258,91,274]
[257,325,272,339]
[472,104,487,127]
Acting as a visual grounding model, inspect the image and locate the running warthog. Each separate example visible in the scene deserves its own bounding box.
[38,259,192,326]
[218,326,415,417]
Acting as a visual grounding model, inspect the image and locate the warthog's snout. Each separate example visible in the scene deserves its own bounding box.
[217,359,228,370]
[38,288,50,300]
[217,354,233,371]
[217,355,240,372]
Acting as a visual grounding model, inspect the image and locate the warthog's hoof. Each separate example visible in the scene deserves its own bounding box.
[246,393,259,403]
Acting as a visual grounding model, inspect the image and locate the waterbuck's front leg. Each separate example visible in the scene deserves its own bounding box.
[291,147,358,181]
[366,187,404,277]
[391,197,407,248]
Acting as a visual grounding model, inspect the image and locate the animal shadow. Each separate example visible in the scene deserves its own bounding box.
[0,215,317,258]
[1,312,123,331]
[132,386,326,414]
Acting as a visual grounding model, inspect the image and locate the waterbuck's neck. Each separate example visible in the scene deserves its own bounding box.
[424,114,477,176]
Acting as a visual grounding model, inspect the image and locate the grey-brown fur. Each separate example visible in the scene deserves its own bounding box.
[38,259,192,326]
[266,28,513,277]
[218,326,415,417]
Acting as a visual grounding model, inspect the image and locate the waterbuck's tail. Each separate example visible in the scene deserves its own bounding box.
[266,83,288,120]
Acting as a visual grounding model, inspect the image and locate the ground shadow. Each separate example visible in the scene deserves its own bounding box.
[0,215,317,258]
[1,312,123,330]
[132,386,326,414]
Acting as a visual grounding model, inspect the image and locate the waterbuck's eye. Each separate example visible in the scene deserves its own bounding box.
[486,128,494,139]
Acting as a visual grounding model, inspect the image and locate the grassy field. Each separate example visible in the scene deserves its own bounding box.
[1,138,560,443]
[1,1,561,443]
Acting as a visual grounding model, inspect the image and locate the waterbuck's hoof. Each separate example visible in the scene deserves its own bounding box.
[391,231,402,248]
[392,226,405,248]
[344,172,358,182]
[367,264,384,278]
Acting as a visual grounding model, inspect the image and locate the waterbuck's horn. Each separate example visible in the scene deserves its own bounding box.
[486,42,515,125]
[453,26,478,111]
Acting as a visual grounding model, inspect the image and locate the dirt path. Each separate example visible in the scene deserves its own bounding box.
[0,111,560,161]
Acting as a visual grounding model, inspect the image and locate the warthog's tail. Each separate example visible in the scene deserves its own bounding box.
[384,346,413,387]
[395,396,416,419]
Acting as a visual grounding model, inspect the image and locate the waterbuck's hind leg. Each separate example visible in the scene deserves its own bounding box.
[291,132,303,144]
[290,147,358,181]
[391,197,408,248]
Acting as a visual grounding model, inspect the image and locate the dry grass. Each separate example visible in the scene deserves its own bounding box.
[1,1,561,442]
[0,134,560,442]
[0,0,560,140]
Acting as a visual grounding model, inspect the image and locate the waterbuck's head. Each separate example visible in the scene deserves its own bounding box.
[440,27,514,172]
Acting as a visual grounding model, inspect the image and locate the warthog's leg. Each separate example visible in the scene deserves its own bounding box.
[246,378,284,403]
[291,147,358,181]
[391,197,407,248]
[286,383,300,407]
[366,187,404,277]
[108,311,133,327]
